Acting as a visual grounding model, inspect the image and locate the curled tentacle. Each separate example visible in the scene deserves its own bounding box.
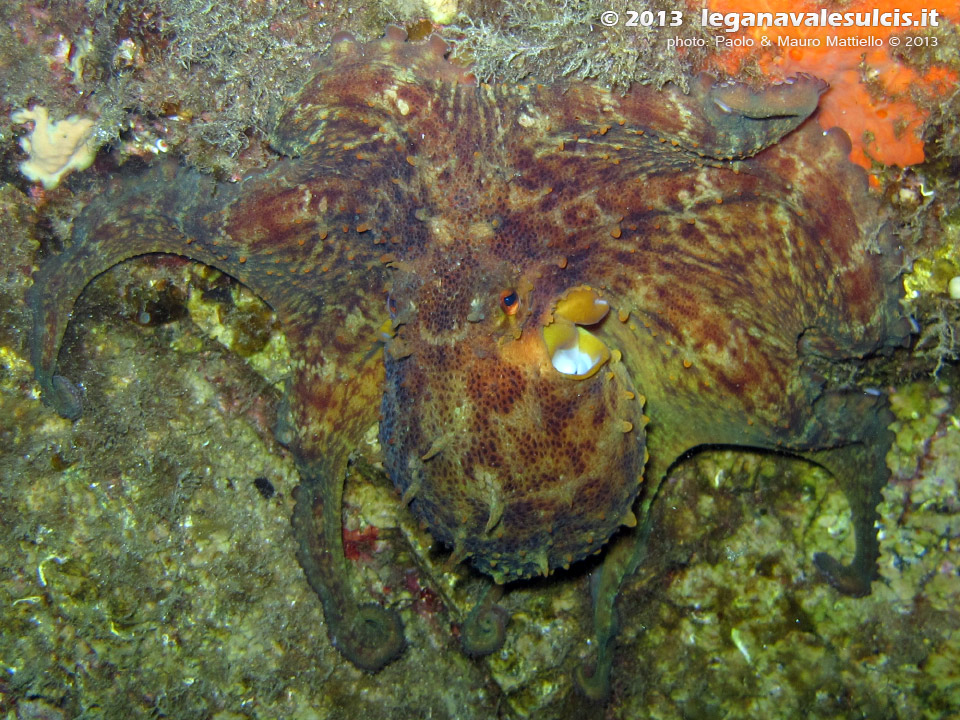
[336,603,406,671]
[292,477,405,671]
[574,506,655,701]
[803,391,894,599]
[575,652,614,702]
[813,552,873,598]
[460,584,508,657]
[573,555,622,701]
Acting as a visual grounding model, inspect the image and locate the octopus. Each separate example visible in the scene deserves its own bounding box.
[29,27,907,698]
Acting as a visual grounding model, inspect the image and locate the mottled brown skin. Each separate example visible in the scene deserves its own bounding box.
[29,28,906,693]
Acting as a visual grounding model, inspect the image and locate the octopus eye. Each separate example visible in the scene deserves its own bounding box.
[387,295,399,317]
[499,290,520,315]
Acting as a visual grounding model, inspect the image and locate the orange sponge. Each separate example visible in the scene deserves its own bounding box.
[694,0,958,170]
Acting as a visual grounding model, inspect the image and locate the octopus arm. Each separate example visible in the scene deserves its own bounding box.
[29,152,397,418]
[619,73,827,159]
[536,73,826,165]
[29,161,225,417]
[28,146,407,668]
[287,325,405,670]
[544,98,906,696]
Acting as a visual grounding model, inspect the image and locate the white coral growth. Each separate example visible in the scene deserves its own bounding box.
[10,106,98,189]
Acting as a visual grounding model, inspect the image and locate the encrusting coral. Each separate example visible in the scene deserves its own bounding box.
[10,106,98,189]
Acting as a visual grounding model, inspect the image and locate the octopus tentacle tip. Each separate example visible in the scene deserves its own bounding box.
[574,662,612,702]
[48,374,84,420]
[813,551,873,598]
[460,604,509,657]
[336,603,406,672]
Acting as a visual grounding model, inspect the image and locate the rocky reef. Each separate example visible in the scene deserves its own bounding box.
[0,1,958,718]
